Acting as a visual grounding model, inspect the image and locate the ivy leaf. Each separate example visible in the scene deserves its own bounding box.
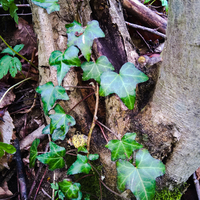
[29,138,40,168]
[31,0,60,14]
[77,146,88,153]
[0,142,16,155]
[106,133,143,161]
[58,180,80,199]
[88,154,99,161]
[160,0,168,13]
[49,46,81,85]
[36,82,69,115]
[117,149,165,200]
[36,141,66,170]
[49,104,76,137]
[67,154,91,175]
[66,20,105,61]
[0,55,22,79]
[99,62,149,110]
[81,56,114,83]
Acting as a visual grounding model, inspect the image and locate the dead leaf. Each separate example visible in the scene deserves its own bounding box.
[196,166,200,180]
[0,181,13,198]
[14,18,37,58]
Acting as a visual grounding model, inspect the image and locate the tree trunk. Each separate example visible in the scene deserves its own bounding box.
[28,0,200,197]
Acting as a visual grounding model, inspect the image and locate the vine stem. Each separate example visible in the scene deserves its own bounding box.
[66,91,95,114]
[96,120,121,140]
[87,83,99,155]
[0,35,38,69]
[0,77,32,106]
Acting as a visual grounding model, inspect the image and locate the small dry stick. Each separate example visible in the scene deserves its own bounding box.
[87,83,99,155]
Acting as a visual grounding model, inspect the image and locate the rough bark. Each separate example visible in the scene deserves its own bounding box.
[134,0,200,187]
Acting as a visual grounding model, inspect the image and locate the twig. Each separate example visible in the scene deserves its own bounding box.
[0,4,30,7]
[125,21,167,39]
[99,179,102,200]
[100,180,122,197]
[87,83,99,155]
[0,13,32,16]
[41,188,51,199]
[136,30,152,52]
[95,121,108,143]
[34,167,48,200]
[28,144,49,199]
[14,138,28,200]
[0,35,37,69]
[96,120,121,140]
[66,91,95,114]
[74,174,94,183]
[64,85,93,89]
[0,77,31,106]
[193,172,200,200]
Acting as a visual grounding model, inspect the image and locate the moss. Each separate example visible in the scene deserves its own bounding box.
[154,187,183,200]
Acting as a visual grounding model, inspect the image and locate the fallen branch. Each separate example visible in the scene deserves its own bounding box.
[122,0,167,34]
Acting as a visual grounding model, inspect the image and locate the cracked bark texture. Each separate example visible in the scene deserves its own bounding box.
[28,0,200,197]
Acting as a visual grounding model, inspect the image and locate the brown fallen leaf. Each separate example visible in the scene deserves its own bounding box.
[0,181,13,198]
[196,166,200,180]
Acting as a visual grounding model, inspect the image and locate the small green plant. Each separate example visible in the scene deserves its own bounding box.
[0,141,16,157]
[144,0,168,13]
[0,0,18,23]
[0,44,24,79]
[29,19,165,200]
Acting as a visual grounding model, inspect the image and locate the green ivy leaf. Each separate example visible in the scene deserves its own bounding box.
[117,149,165,200]
[67,154,91,175]
[144,0,151,3]
[49,46,81,85]
[29,138,40,168]
[77,146,88,153]
[36,82,69,115]
[49,104,76,138]
[106,133,143,161]
[36,141,66,170]
[99,62,149,110]
[0,142,16,155]
[81,56,114,83]
[84,194,90,200]
[58,180,80,199]
[72,187,82,200]
[31,0,60,14]
[66,20,105,61]
[88,154,99,161]
[0,55,22,79]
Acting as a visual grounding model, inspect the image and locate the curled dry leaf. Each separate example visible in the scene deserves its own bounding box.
[0,181,13,198]
[0,111,15,170]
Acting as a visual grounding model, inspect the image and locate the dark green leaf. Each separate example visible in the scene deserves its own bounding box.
[117,149,165,200]
[9,2,18,23]
[81,56,114,83]
[72,185,82,200]
[67,154,91,175]
[0,149,4,157]
[29,139,40,168]
[36,142,66,170]
[58,180,80,199]
[36,82,69,115]
[0,55,22,79]
[0,142,16,154]
[99,62,149,109]
[88,154,99,161]
[49,46,81,85]
[66,20,105,61]
[84,194,90,200]
[42,124,50,135]
[49,104,76,139]
[144,0,151,3]
[31,0,60,14]
[106,132,143,161]
[161,0,168,13]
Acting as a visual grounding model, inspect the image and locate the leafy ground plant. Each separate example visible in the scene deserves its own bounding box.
[31,18,166,200]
